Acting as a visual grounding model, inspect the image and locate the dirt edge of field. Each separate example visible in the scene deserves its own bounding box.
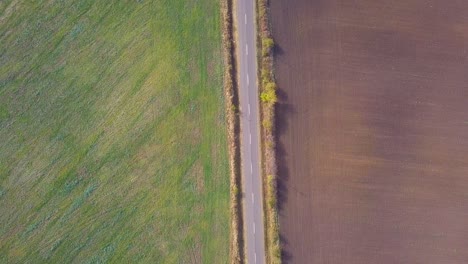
[221,0,244,263]
[255,0,281,263]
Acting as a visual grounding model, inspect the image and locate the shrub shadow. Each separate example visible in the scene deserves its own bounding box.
[273,44,297,262]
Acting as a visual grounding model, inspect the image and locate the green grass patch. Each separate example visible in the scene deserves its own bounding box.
[0,0,229,263]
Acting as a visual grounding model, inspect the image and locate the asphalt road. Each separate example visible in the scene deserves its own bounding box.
[235,0,266,263]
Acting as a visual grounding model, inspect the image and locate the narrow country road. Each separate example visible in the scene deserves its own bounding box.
[235,0,266,263]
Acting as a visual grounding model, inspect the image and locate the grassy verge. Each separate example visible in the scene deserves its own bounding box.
[0,0,230,263]
[221,0,244,263]
[256,0,281,263]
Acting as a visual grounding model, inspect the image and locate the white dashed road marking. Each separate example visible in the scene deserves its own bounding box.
[239,3,265,264]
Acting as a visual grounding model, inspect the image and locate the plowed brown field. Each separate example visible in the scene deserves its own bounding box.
[271,1,468,263]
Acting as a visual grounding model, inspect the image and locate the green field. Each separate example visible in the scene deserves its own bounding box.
[0,0,229,263]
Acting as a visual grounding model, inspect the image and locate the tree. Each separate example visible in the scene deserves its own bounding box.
[261,89,277,104]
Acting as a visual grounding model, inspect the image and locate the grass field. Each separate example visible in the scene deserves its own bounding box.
[0,0,230,263]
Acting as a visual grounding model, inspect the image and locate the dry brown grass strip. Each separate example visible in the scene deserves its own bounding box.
[221,0,244,263]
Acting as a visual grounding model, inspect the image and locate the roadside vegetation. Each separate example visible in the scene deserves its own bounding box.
[221,0,244,263]
[256,0,281,263]
[0,1,230,263]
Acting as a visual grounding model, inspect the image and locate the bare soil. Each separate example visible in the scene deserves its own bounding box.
[271,1,468,263]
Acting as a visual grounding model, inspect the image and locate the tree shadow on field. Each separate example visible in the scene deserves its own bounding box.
[275,97,296,264]
[274,44,285,56]
[279,233,293,263]
[273,49,297,262]
[275,88,295,213]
